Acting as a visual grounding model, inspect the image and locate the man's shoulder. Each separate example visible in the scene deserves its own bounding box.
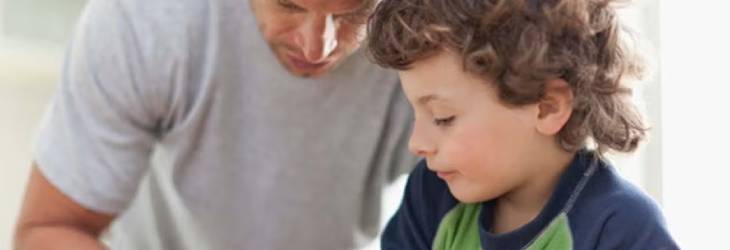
[113,0,214,39]
[82,0,216,60]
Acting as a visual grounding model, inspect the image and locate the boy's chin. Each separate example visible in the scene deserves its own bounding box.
[448,186,494,204]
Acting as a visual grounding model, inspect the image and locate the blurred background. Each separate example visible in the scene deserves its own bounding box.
[1,0,86,248]
[1,0,728,249]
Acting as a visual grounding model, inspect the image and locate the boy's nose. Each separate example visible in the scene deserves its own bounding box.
[296,14,338,63]
[408,123,437,157]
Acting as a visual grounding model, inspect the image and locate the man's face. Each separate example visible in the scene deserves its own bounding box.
[250,0,371,78]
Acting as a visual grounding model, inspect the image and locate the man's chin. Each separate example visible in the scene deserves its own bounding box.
[285,64,333,78]
[286,55,340,77]
[273,51,348,78]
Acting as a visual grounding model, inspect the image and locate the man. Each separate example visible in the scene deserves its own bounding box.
[13,0,415,249]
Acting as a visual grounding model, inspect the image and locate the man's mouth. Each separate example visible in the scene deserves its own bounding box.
[287,54,330,71]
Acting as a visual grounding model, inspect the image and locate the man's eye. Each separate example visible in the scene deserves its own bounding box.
[333,12,367,24]
[278,0,305,11]
[333,13,352,20]
[433,116,455,127]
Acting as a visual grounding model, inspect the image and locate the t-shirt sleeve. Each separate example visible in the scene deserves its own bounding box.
[381,160,457,250]
[595,191,680,250]
[32,0,168,214]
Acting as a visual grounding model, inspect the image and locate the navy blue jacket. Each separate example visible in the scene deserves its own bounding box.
[382,150,679,250]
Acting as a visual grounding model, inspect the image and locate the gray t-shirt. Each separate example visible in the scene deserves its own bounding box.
[32,0,416,249]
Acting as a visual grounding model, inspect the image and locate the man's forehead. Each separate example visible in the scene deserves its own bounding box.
[290,0,369,13]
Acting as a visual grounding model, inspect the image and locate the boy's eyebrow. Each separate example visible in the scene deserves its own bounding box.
[418,94,441,105]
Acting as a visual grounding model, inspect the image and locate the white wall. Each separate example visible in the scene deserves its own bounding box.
[661,1,730,249]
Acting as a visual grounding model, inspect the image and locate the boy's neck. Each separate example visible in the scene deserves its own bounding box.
[491,148,575,234]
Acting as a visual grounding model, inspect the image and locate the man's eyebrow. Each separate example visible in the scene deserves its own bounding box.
[279,0,307,11]
[348,0,375,14]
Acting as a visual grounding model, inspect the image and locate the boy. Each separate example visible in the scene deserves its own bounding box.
[366,0,678,249]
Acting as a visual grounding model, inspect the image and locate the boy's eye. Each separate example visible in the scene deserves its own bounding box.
[433,116,455,127]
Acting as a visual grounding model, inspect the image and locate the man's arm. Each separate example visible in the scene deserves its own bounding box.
[14,163,115,250]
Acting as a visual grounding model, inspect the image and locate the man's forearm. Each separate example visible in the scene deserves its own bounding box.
[14,225,107,250]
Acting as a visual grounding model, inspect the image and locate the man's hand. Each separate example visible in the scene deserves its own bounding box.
[13,163,115,250]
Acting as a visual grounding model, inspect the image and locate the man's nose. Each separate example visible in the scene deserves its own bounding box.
[296,14,338,63]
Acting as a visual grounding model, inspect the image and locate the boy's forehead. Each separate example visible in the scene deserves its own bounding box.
[291,0,369,13]
[399,52,494,105]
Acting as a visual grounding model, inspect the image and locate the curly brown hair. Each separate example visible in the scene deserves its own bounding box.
[367,0,648,154]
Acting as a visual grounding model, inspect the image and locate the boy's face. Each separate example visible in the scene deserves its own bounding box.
[400,51,544,203]
[250,0,369,78]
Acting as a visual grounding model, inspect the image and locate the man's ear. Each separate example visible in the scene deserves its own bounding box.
[535,79,574,136]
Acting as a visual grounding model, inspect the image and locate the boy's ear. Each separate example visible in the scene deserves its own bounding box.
[535,79,574,136]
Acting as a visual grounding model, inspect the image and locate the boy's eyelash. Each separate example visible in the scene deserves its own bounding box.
[433,116,455,127]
